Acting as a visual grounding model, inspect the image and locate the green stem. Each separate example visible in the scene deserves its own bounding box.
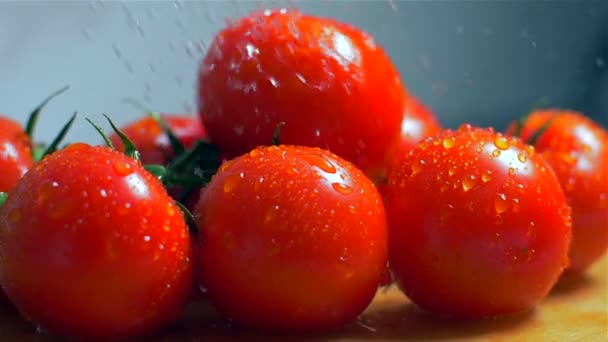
[25,85,70,139]
[39,112,78,159]
[0,192,7,207]
[272,121,286,146]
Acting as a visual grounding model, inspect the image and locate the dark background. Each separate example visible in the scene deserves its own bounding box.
[1,1,606,144]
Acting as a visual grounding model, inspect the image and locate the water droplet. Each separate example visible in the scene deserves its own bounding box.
[411,159,424,175]
[249,149,262,157]
[100,189,108,197]
[332,182,353,195]
[223,172,244,193]
[143,235,151,242]
[492,149,501,157]
[305,155,336,173]
[508,167,516,177]
[461,175,477,192]
[113,161,134,176]
[348,204,357,214]
[494,193,509,213]
[264,205,280,222]
[517,152,528,163]
[494,136,510,150]
[163,224,171,232]
[442,137,455,149]
[481,171,493,183]
[198,284,208,293]
[448,167,456,176]
[512,198,520,212]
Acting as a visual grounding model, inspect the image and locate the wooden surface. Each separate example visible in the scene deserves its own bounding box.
[0,256,606,341]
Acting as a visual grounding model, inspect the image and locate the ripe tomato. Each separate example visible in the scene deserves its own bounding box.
[194,145,387,331]
[0,116,33,193]
[0,143,193,340]
[198,9,405,179]
[385,125,571,317]
[507,110,608,274]
[110,114,207,165]
[386,95,441,172]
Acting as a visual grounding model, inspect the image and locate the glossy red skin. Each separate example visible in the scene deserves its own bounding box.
[198,9,406,179]
[0,143,193,340]
[110,114,207,166]
[194,145,388,331]
[385,125,571,318]
[387,95,441,172]
[0,116,33,193]
[507,110,608,274]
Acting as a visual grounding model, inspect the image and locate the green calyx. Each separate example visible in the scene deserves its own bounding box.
[86,113,224,235]
[0,192,7,207]
[24,86,75,160]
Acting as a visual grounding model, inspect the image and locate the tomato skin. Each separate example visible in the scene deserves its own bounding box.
[0,144,193,340]
[194,145,387,331]
[387,95,441,172]
[198,9,405,179]
[0,117,33,193]
[507,110,608,274]
[110,114,206,165]
[386,125,571,318]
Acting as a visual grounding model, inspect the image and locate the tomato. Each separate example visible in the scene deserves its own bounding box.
[0,143,193,340]
[194,145,387,331]
[385,125,571,317]
[198,9,405,179]
[506,110,608,274]
[110,114,207,165]
[386,95,441,172]
[0,116,33,193]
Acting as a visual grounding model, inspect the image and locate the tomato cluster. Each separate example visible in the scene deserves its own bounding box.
[0,8,606,340]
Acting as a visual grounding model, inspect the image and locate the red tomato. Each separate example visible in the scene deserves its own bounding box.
[385,125,571,318]
[110,114,206,165]
[194,145,387,331]
[387,95,441,172]
[0,116,33,193]
[0,143,193,340]
[198,9,405,179]
[506,110,608,274]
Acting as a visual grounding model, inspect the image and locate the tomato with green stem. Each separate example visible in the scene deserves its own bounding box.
[507,110,608,274]
[0,86,73,193]
[385,125,571,317]
[0,118,194,340]
[198,8,406,179]
[194,144,388,331]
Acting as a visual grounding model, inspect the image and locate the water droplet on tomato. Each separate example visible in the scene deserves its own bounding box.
[512,198,520,212]
[223,172,244,193]
[348,204,357,214]
[249,149,262,157]
[305,155,336,174]
[163,224,171,232]
[448,167,456,176]
[332,182,353,195]
[113,161,133,176]
[100,189,108,198]
[493,136,510,150]
[167,205,175,217]
[264,205,280,222]
[481,170,493,183]
[461,175,477,192]
[411,159,424,176]
[517,152,528,163]
[442,137,455,149]
[491,149,501,157]
[508,167,515,177]
[494,193,509,213]
[198,284,208,293]
[143,235,151,242]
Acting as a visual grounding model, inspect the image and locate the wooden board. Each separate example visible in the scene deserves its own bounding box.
[0,256,606,341]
